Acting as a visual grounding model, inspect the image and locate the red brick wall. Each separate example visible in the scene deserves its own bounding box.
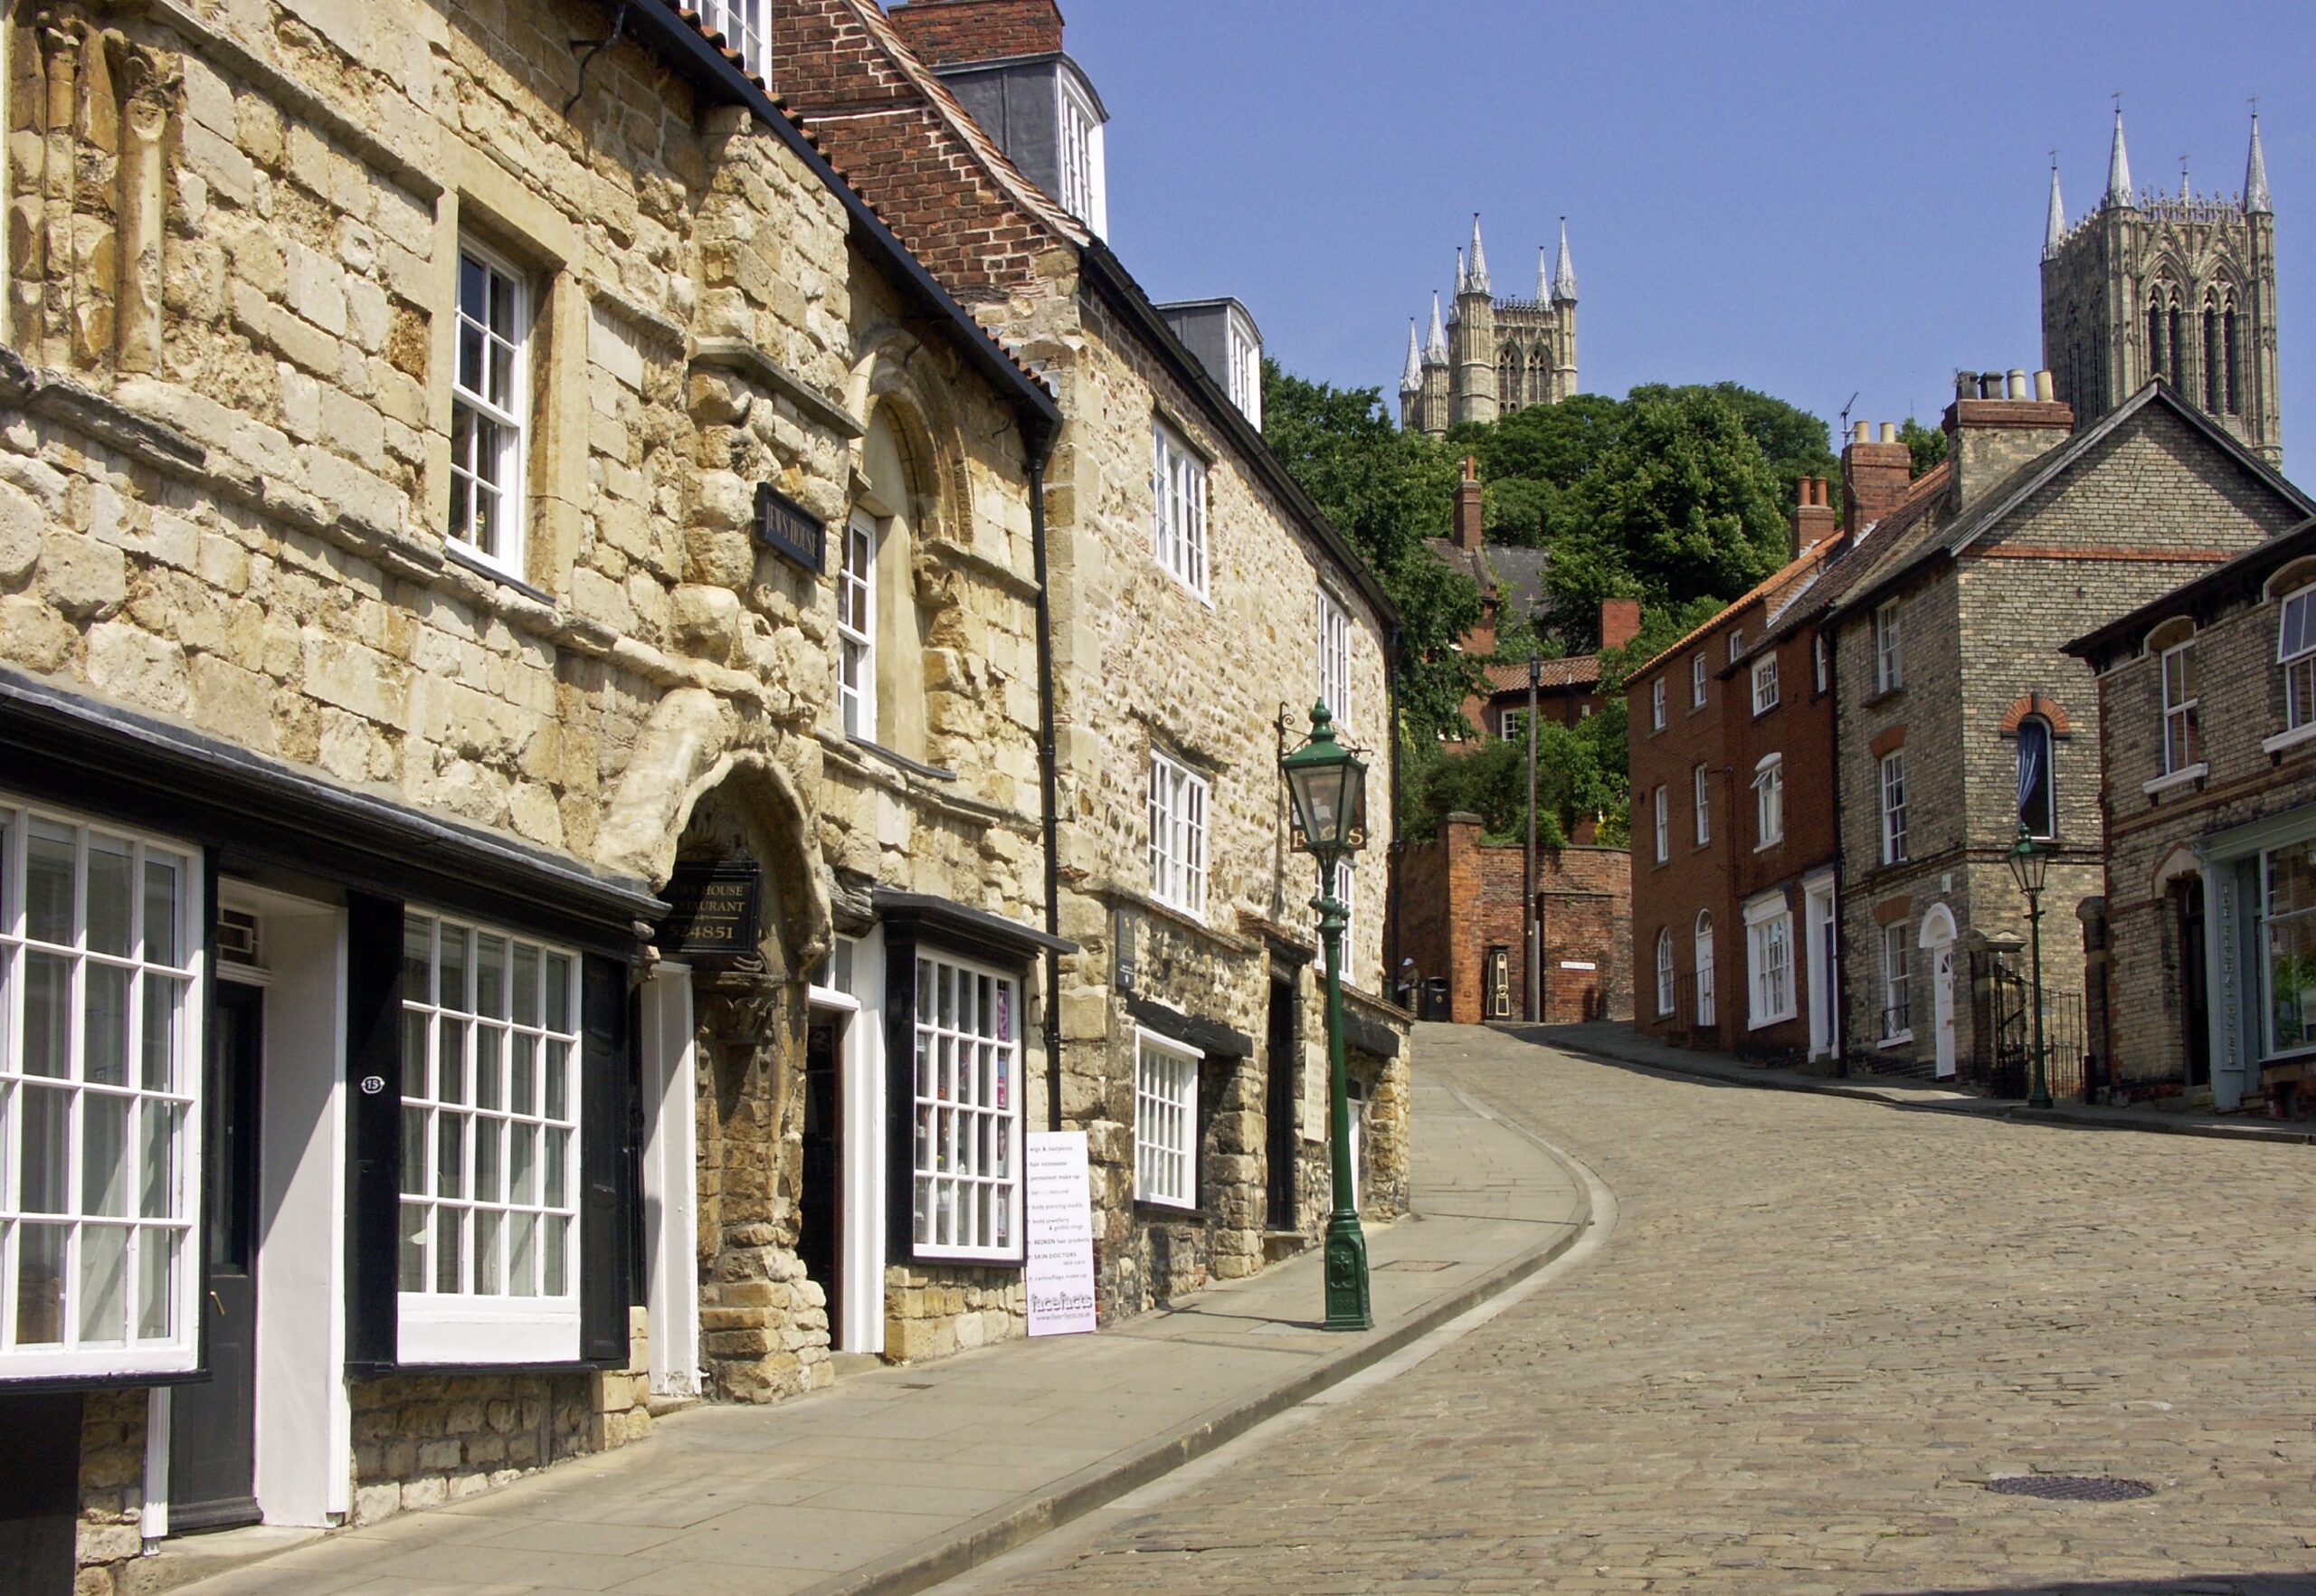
[885,0,1064,63]
[1629,622,1741,1040]
[1727,624,1838,1056]
[1396,818,1629,1023]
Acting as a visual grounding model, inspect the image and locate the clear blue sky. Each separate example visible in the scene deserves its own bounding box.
[1067,1,2316,463]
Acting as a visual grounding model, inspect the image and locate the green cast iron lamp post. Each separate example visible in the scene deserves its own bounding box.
[2006,825,2054,1110]
[1281,703,1372,1332]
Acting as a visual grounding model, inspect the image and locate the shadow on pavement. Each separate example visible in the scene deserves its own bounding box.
[1866,1579,2316,1596]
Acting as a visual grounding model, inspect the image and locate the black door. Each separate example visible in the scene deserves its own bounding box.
[799,1015,842,1346]
[2181,879,2212,1089]
[1264,976,1296,1230]
[169,979,262,1531]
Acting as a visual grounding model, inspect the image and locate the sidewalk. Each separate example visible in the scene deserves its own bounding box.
[1533,1020,2316,1146]
[172,1069,1590,1596]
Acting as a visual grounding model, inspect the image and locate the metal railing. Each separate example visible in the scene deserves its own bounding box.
[1968,947,2093,1101]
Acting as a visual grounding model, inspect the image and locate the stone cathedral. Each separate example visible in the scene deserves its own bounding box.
[1400,216,1579,435]
[2042,110,2282,464]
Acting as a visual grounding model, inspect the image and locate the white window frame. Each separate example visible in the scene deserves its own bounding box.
[838,508,877,741]
[1694,911,1716,1026]
[1879,751,1908,865]
[1693,763,1711,846]
[2160,641,2200,775]
[1055,70,1107,237]
[1813,632,1829,694]
[1316,586,1353,733]
[2260,845,2316,1060]
[397,913,583,1365]
[1728,629,1743,664]
[1133,1030,1201,1209]
[1691,652,1709,708]
[1650,677,1666,731]
[449,238,529,578]
[1225,306,1262,427]
[697,0,771,81]
[1148,750,1210,919]
[1875,601,1903,693]
[1752,754,1783,849]
[1318,859,1357,990]
[910,951,1023,1260]
[1652,784,1669,864]
[2281,584,2316,731]
[1880,920,1913,1043]
[1751,652,1779,717]
[1653,928,1675,1018]
[0,803,204,1381]
[1152,421,1210,599]
[1744,896,1796,1028]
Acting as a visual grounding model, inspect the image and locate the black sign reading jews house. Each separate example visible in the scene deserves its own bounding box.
[660,861,763,958]
[755,482,826,575]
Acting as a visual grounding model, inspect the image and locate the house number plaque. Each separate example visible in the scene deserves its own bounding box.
[661,861,763,957]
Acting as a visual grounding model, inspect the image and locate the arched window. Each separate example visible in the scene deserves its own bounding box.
[1694,912,1716,1027]
[2017,715,2055,840]
[2168,294,2185,389]
[1655,928,1676,1018]
[1530,347,1552,404]
[855,409,935,762]
[1498,346,1521,410]
[2148,293,2167,385]
[2205,293,2225,413]
[2225,298,2243,415]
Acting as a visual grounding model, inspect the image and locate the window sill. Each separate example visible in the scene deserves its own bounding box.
[847,736,958,784]
[1877,1031,1915,1050]
[1134,1198,1210,1223]
[2142,763,2207,797]
[1864,683,1903,708]
[906,1249,1025,1270]
[1752,702,1779,719]
[1747,1008,1796,1031]
[444,540,553,605]
[1753,837,1784,853]
[2262,722,2316,758]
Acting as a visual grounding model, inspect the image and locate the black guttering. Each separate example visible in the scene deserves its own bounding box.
[869,888,1077,963]
[1079,242,1400,632]
[611,1,1062,447]
[2065,511,2316,670]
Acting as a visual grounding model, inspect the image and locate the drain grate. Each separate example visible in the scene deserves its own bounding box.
[1988,1474,2156,1503]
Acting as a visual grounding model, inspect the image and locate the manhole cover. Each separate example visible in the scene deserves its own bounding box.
[1988,1475,2156,1502]
[1376,1259,1457,1273]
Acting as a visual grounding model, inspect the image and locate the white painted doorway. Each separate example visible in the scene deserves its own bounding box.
[641,967,701,1399]
[1803,875,1837,1061]
[807,930,887,1356]
[1920,905,1959,1079]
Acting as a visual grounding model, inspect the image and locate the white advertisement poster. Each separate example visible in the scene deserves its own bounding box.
[1025,1130,1097,1336]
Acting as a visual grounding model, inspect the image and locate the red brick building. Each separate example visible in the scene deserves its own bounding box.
[1627,475,1855,1063]
[1398,817,1630,1023]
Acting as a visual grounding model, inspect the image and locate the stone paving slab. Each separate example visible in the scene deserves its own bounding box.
[170,1074,1590,1596]
[1538,1020,2316,1145]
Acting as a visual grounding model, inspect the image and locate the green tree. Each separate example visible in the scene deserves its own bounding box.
[1261,362,1484,737]
[1628,381,1837,515]
[1899,416,1949,479]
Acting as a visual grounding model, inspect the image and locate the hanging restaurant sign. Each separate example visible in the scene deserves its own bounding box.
[660,861,763,956]
[755,482,826,575]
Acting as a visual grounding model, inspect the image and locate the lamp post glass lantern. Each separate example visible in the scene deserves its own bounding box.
[1282,703,1373,1332]
[2006,827,2054,1109]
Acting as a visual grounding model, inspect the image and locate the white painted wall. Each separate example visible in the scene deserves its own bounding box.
[641,968,700,1398]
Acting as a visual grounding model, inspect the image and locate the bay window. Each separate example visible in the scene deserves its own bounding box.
[2,803,203,1379]
[912,953,1022,1258]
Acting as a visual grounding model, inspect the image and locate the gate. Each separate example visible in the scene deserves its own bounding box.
[1968,946,2090,1101]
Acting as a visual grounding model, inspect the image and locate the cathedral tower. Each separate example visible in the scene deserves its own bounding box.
[1450,216,1500,426]
[2042,109,2281,464]
[1417,294,1452,435]
[1400,214,1579,435]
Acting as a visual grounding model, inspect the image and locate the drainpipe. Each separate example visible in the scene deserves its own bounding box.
[1825,628,1848,1077]
[1385,628,1404,1004]
[1026,421,1064,1132]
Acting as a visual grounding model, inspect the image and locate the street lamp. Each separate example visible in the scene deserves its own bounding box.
[2005,825,2054,1110]
[1282,702,1373,1332]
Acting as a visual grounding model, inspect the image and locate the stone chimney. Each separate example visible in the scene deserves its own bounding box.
[1599,597,1641,652]
[1454,455,1485,552]
[1791,474,1837,558]
[1841,422,1912,535]
[1942,368,2074,509]
[886,0,1064,64]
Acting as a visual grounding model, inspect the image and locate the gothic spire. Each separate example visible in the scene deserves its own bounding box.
[2044,162,2066,258]
[1454,246,1466,297]
[1536,246,1551,303]
[1423,294,1448,365]
[1400,319,1423,394]
[1551,218,1578,302]
[1466,214,1490,295]
[2105,106,2135,209]
[2246,111,2273,214]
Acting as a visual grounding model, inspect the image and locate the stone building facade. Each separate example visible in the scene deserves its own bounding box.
[2067,515,2316,1114]
[0,0,1071,1589]
[1628,479,1845,1063]
[770,0,1411,1321]
[2042,109,2282,465]
[1822,378,2309,1080]
[1398,214,1578,434]
[1398,815,1628,1025]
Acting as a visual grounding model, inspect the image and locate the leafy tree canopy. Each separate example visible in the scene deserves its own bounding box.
[1899,416,1949,479]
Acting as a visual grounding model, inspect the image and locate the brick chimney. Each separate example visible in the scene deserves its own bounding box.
[1454,455,1485,552]
[1598,597,1641,652]
[886,0,1064,65]
[1943,367,2074,509]
[1791,474,1837,558]
[1841,422,1912,535]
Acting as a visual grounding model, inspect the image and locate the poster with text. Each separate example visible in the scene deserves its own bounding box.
[1026,1130,1097,1336]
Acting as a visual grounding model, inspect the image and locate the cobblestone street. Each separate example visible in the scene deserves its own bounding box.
[944,1024,2316,1596]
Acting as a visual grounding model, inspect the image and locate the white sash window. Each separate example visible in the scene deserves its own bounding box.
[910,954,1021,1259]
[1134,1031,1200,1209]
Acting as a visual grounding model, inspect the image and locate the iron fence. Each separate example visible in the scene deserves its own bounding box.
[1968,946,2093,1101]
